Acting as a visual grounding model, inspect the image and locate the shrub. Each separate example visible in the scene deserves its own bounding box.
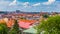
[0,23,8,34]
[43,14,49,18]
[35,15,60,34]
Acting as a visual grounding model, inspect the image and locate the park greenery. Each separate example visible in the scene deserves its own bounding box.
[35,15,60,34]
[0,20,20,34]
[0,23,8,34]
[43,14,49,18]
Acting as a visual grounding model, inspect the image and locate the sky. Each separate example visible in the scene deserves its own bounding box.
[0,0,60,12]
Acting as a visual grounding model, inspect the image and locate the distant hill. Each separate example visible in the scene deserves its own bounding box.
[1,10,58,14]
[16,10,40,14]
[0,11,8,14]
[0,10,40,14]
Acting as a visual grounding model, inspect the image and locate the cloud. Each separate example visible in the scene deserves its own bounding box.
[0,1,10,11]
[0,0,60,12]
[22,2,30,8]
[9,0,40,8]
[32,3,40,7]
[43,0,56,5]
[9,0,17,6]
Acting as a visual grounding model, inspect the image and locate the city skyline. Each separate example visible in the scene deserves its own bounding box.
[0,0,60,12]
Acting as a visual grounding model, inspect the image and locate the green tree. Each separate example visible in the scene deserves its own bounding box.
[43,14,49,18]
[35,15,60,34]
[9,20,20,34]
[0,23,8,34]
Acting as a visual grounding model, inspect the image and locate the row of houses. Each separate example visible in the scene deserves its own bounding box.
[0,11,60,28]
[0,11,60,21]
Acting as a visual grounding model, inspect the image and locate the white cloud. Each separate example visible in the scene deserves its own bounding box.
[22,2,29,8]
[0,0,18,11]
[0,0,60,12]
[0,1,10,11]
[23,2,29,5]
[32,3,40,7]
[0,1,10,6]
[9,0,17,6]
[48,0,55,2]
[43,0,56,5]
